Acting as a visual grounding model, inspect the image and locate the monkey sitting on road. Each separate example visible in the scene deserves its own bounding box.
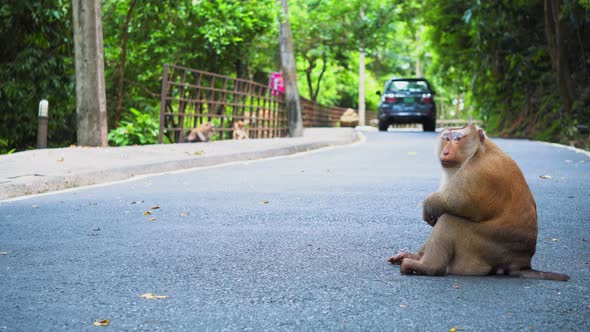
[389,124,570,281]
[233,120,249,140]
[186,122,215,142]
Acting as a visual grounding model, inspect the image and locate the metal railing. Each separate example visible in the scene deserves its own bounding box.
[301,97,347,127]
[159,64,287,143]
[159,64,377,143]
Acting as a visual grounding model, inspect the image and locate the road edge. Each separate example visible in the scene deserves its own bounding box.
[0,133,362,201]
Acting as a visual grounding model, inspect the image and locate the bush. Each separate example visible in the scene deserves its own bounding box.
[107,108,159,146]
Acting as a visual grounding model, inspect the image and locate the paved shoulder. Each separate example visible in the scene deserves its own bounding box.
[0,128,360,201]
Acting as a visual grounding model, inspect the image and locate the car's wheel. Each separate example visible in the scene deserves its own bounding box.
[423,118,436,132]
[378,120,389,131]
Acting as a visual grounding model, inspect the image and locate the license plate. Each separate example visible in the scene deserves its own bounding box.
[403,97,415,103]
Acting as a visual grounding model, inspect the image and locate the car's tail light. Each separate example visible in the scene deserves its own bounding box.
[421,93,434,103]
[384,94,396,103]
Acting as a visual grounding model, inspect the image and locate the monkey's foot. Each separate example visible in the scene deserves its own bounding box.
[388,252,421,265]
[400,265,417,275]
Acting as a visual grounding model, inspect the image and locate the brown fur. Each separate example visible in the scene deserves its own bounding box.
[389,124,570,281]
[233,120,249,140]
[186,122,215,142]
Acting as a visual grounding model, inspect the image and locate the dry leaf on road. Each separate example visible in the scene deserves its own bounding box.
[92,319,110,326]
[141,293,169,300]
[540,175,552,179]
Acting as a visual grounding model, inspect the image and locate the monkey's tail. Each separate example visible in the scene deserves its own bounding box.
[513,269,570,282]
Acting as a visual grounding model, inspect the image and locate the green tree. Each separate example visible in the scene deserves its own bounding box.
[0,0,75,152]
[103,0,278,129]
[414,0,588,146]
[290,0,395,107]
[2,0,588,151]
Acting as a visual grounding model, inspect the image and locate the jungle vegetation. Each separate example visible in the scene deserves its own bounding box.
[1,0,588,152]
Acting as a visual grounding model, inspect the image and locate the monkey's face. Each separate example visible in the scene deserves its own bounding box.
[438,125,482,168]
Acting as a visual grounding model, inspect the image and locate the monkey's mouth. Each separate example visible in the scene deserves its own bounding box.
[441,160,459,168]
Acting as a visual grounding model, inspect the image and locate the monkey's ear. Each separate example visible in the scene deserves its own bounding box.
[477,128,485,143]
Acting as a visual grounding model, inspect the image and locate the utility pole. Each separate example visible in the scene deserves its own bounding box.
[357,7,367,127]
[358,50,366,126]
[277,0,303,137]
[72,0,108,146]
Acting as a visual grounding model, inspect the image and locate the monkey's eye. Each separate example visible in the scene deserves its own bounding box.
[441,132,451,141]
[451,132,464,143]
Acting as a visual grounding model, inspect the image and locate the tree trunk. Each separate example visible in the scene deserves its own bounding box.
[114,0,138,126]
[277,0,303,137]
[304,55,316,100]
[72,0,108,147]
[312,53,327,101]
[544,0,576,115]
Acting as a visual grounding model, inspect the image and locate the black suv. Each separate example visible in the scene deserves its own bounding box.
[376,78,437,132]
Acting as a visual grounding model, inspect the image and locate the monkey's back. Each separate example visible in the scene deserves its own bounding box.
[473,139,538,265]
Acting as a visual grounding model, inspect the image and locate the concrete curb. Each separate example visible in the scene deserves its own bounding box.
[0,130,360,201]
[540,141,590,157]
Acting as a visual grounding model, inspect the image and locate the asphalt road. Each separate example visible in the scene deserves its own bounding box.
[1,130,589,331]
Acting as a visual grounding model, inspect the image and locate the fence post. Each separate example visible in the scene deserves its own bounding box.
[159,64,169,143]
[37,99,48,149]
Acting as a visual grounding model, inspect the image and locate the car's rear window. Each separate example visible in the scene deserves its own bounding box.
[387,80,429,93]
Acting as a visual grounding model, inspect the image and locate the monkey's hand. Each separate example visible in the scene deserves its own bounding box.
[388,252,422,265]
[423,193,445,227]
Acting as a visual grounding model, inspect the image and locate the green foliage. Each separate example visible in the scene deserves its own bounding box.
[1,0,588,150]
[290,0,395,106]
[0,0,75,151]
[102,0,278,128]
[405,0,589,148]
[0,138,16,155]
[108,108,159,146]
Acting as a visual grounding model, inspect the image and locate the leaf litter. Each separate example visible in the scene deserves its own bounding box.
[141,293,169,300]
[92,319,110,326]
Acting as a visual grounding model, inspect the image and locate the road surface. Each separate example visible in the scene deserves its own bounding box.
[1,130,588,331]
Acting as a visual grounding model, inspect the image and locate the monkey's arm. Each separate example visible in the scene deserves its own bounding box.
[196,131,206,142]
[422,192,445,226]
[389,245,425,265]
[424,187,500,225]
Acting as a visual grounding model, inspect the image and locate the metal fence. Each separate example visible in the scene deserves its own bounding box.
[159,64,376,143]
[159,64,287,143]
[301,97,347,127]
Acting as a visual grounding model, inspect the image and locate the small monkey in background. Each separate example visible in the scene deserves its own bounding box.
[186,122,215,142]
[389,124,570,281]
[233,120,249,140]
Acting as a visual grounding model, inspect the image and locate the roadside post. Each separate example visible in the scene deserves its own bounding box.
[37,99,48,149]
